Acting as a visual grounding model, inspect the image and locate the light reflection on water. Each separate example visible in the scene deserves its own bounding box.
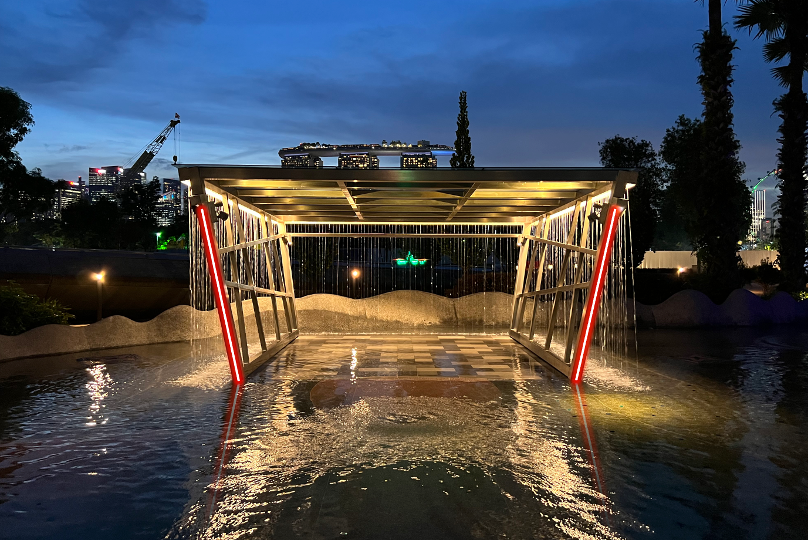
[0,328,806,539]
[176,380,618,540]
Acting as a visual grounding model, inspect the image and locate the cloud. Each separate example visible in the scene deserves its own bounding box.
[0,0,207,87]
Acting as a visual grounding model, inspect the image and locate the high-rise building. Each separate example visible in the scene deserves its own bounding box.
[88,166,123,202]
[338,153,379,169]
[401,152,437,169]
[51,180,84,218]
[120,168,147,191]
[156,177,186,226]
[281,154,324,168]
[748,189,766,242]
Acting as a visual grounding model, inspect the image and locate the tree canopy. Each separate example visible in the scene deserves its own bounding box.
[0,87,33,163]
[450,91,475,169]
[598,135,665,267]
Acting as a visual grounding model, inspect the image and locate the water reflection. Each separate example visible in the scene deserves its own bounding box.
[194,377,618,539]
[85,364,112,427]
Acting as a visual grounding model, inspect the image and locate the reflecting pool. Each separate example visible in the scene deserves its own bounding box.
[0,327,806,539]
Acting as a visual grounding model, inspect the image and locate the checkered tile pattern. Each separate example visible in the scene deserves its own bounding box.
[262,335,551,380]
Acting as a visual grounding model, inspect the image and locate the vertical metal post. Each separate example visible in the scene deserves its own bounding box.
[276,221,299,332]
[194,199,244,385]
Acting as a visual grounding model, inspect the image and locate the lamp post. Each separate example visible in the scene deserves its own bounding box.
[350,268,360,298]
[156,231,162,249]
[94,272,105,321]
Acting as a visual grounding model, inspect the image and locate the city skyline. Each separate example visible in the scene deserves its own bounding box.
[0,1,787,207]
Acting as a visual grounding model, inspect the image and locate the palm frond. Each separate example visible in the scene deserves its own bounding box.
[771,65,790,87]
[763,37,790,63]
[734,0,783,40]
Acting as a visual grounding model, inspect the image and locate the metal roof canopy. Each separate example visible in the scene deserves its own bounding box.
[177,165,637,224]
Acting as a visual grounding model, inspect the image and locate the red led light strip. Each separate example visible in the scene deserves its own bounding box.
[571,204,622,384]
[195,204,244,385]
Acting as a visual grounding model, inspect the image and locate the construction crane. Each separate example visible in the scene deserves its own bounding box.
[121,113,180,188]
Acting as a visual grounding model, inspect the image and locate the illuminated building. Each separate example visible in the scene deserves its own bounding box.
[748,189,765,243]
[88,166,123,202]
[120,169,147,191]
[281,154,324,168]
[279,141,453,168]
[401,153,437,169]
[338,153,379,169]
[51,180,84,218]
[156,177,186,226]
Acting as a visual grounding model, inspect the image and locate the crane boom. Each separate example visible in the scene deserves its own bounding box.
[121,113,180,188]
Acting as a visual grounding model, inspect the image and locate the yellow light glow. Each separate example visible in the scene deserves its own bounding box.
[677,267,686,274]
[93,272,105,282]
[351,269,360,279]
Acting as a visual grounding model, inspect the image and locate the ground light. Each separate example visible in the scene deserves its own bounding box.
[93,271,105,321]
[156,231,161,249]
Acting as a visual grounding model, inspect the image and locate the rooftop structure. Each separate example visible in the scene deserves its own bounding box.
[279,141,453,169]
[177,165,629,223]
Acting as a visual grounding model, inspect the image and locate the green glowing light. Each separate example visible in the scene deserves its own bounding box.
[393,251,428,266]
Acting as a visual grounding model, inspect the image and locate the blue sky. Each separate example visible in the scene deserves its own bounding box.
[0,0,786,202]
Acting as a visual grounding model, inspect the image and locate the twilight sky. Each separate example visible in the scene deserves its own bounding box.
[0,0,786,199]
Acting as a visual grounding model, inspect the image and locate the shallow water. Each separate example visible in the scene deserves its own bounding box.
[0,327,806,539]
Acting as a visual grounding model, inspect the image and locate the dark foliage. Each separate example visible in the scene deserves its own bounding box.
[61,197,121,249]
[0,281,73,336]
[695,28,751,286]
[0,163,55,224]
[0,87,33,162]
[735,0,808,291]
[598,135,665,266]
[450,91,475,169]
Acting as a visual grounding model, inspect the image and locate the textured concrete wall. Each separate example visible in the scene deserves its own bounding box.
[2,289,806,361]
[0,291,515,361]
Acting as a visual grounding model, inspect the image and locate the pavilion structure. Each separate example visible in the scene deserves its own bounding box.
[178,165,636,385]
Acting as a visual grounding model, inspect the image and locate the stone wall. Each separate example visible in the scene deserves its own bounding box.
[2,289,806,361]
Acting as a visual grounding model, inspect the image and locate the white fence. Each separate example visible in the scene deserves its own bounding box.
[638,250,778,270]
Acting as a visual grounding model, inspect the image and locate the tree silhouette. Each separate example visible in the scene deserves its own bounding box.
[736,0,808,292]
[598,135,664,267]
[695,0,750,286]
[450,91,475,169]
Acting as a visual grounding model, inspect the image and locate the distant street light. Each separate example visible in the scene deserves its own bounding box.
[156,231,162,249]
[93,272,105,321]
[351,269,360,279]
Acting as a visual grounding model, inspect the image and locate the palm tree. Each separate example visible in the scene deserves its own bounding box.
[694,1,750,286]
[735,1,808,291]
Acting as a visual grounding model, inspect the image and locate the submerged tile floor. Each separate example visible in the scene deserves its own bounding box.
[261,334,553,380]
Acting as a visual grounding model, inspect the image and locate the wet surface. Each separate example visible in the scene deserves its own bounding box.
[0,327,806,539]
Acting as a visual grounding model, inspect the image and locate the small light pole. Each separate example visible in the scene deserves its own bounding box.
[156,231,162,249]
[94,272,105,321]
[351,268,360,298]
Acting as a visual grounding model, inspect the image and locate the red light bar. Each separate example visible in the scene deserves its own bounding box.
[570,203,623,384]
[195,203,244,384]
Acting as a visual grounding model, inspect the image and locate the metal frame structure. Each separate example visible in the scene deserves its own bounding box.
[179,165,635,385]
[188,169,299,383]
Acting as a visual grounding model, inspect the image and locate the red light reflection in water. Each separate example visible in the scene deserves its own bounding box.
[572,384,610,522]
[206,384,244,521]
